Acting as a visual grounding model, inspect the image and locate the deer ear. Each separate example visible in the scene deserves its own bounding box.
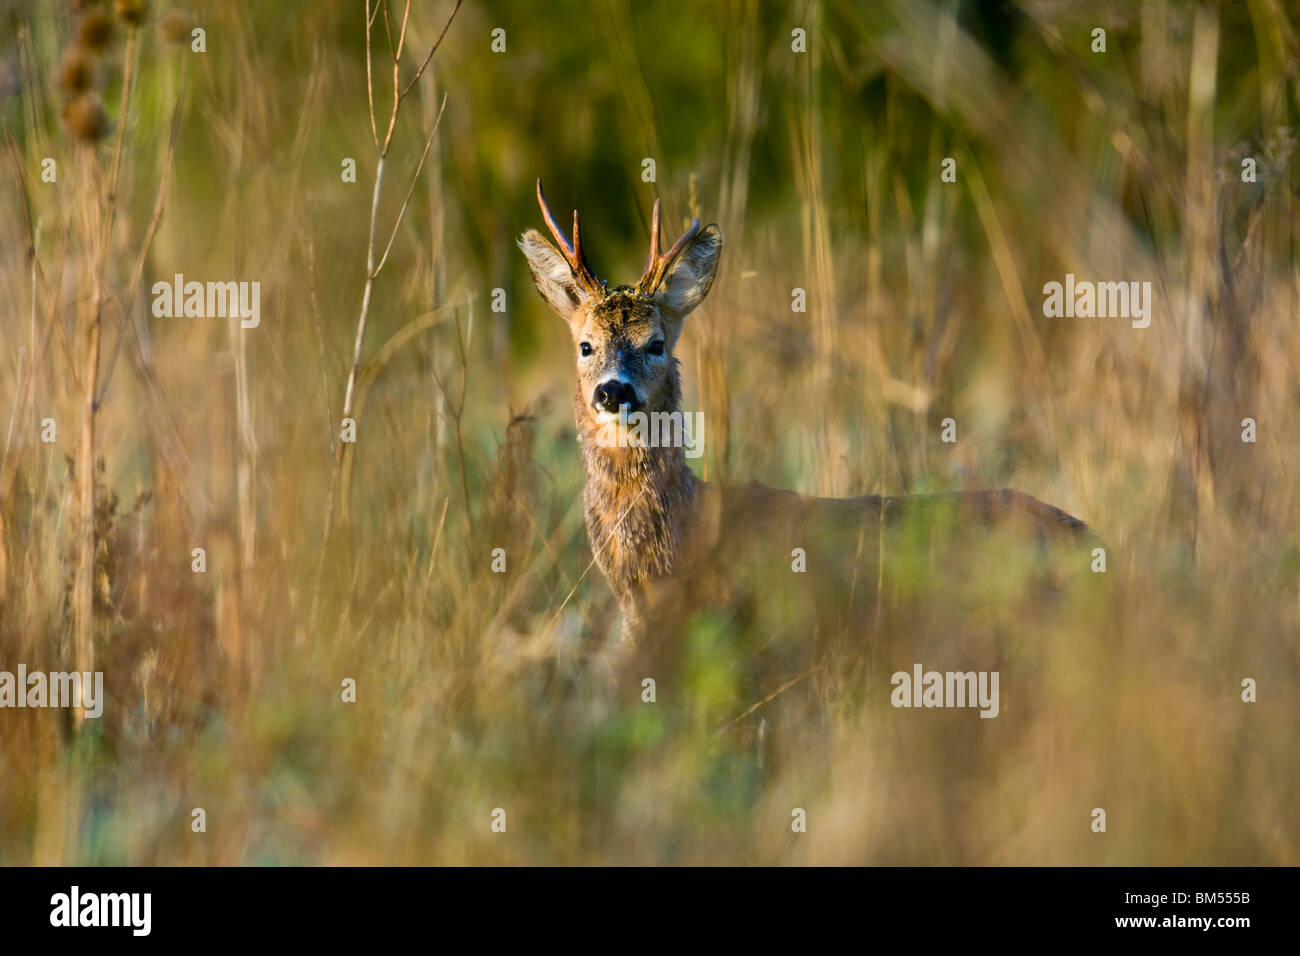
[655,224,723,319]
[519,229,592,320]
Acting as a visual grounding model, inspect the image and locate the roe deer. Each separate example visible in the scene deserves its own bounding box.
[520,181,1090,662]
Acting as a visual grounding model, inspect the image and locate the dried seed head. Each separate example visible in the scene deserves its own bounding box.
[158,9,190,45]
[76,9,115,52]
[61,93,110,142]
[113,0,147,26]
[58,46,96,94]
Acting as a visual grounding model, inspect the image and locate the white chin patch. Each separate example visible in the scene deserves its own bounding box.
[591,409,623,426]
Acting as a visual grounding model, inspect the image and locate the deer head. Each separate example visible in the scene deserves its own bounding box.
[519,180,723,432]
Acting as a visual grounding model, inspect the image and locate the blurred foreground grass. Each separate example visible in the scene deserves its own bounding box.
[0,0,1297,863]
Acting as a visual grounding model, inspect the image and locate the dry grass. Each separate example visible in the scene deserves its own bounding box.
[0,0,1297,864]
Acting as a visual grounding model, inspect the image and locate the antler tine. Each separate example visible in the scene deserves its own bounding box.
[536,179,602,296]
[535,179,574,256]
[660,218,701,269]
[637,199,700,294]
[572,210,584,276]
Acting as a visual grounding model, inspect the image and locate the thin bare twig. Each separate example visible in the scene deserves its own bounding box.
[365,0,379,146]
[375,91,447,273]
[331,0,461,500]
[402,0,464,98]
[717,667,821,735]
[379,0,413,149]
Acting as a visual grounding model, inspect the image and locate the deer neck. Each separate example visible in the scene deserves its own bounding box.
[575,375,699,600]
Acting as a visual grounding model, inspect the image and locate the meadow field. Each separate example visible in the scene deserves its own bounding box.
[0,0,1297,864]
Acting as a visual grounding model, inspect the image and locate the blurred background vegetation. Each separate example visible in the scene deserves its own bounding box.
[0,0,1297,863]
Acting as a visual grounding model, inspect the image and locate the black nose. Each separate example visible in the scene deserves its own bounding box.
[593,380,640,414]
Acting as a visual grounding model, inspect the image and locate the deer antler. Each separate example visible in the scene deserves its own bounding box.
[636,198,700,295]
[536,179,604,297]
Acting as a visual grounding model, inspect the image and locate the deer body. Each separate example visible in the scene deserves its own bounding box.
[522,182,1089,650]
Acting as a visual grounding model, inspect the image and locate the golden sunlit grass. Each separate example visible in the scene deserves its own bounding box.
[0,0,1296,864]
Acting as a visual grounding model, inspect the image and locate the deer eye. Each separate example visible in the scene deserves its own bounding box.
[646,340,665,357]
[580,342,592,357]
